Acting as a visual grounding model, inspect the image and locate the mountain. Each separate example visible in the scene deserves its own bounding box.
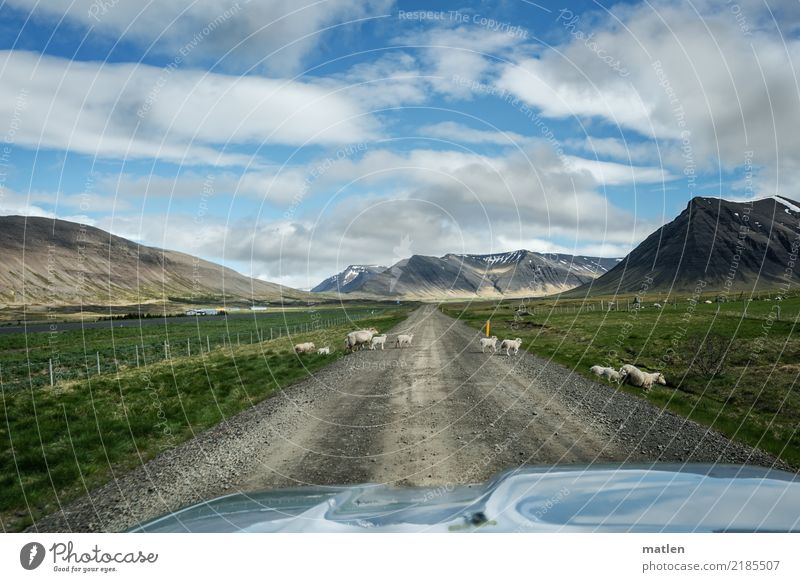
[313,250,620,298]
[0,216,310,305]
[574,196,800,296]
[310,264,387,293]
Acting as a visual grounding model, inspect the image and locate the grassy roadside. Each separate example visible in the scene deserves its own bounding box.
[442,297,800,469]
[0,308,411,532]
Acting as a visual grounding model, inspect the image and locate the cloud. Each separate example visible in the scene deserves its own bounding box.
[0,50,379,166]
[419,121,530,145]
[6,0,394,74]
[497,1,800,194]
[109,142,661,288]
[0,187,97,224]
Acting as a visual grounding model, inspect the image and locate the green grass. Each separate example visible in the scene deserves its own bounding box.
[443,294,800,469]
[0,307,411,532]
[0,305,392,390]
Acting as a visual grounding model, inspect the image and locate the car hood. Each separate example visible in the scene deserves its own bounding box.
[131,464,800,533]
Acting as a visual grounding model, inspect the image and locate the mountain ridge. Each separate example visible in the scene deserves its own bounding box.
[314,250,621,298]
[567,195,800,296]
[0,215,310,305]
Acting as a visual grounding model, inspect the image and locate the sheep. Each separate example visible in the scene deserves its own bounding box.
[344,328,379,352]
[479,336,498,353]
[653,303,662,309]
[590,365,622,382]
[704,300,713,304]
[317,347,331,355]
[500,337,523,356]
[395,334,414,348]
[619,364,666,390]
[294,342,316,354]
[370,335,387,350]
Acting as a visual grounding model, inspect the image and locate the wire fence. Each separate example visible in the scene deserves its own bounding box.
[0,313,372,392]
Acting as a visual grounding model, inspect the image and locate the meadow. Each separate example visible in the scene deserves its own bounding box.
[0,305,389,391]
[443,293,800,468]
[0,304,411,532]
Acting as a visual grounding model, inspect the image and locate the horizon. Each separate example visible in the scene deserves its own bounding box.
[4,190,798,290]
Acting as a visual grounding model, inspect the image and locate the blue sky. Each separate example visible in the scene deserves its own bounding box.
[1,0,798,288]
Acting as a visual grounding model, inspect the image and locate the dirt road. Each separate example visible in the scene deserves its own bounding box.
[32,306,785,532]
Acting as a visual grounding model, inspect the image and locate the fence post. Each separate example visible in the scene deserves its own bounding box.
[49,359,54,386]
[96,352,101,375]
[207,336,211,352]
[270,328,273,340]
[135,345,140,368]
[187,338,191,357]
[237,333,240,346]
[164,341,169,360]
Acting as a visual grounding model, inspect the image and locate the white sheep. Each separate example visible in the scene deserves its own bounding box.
[704,300,713,304]
[653,303,662,309]
[479,336,498,353]
[590,365,622,382]
[619,364,666,390]
[396,334,414,348]
[344,328,379,352]
[317,347,331,355]
[370,335,387,350]
[294,342,316,354]
[500,337,522,356]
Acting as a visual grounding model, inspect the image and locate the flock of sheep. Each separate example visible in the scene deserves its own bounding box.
[478,335,522,356]
[590,364,667,390]
[293,327,414,356]
[478,334,667,391]
[296,327,666,393]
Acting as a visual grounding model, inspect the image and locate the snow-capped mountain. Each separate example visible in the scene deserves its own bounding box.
[312,251,620,298]
[310,264,387,293]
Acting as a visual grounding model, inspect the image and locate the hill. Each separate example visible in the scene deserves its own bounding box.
[574,196,800,296]
[0,215,309,305]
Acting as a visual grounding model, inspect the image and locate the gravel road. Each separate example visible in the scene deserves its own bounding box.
[31,306,789,532]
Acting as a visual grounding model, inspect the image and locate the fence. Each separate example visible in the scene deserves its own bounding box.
[0,313,372,392]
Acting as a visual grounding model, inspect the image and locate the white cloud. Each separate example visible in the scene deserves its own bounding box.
[497,1,800,194]
[73,139,665,289]
[0,187,97,224]
[0,50,379,166]
[6,0,394,74]
[419,121,530,145]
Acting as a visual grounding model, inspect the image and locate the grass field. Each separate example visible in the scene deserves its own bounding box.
[0,305,411,532]
[0,305,392,390]
[443,293,800,469]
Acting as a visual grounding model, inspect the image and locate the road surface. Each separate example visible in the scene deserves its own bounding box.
[31,306,784,532]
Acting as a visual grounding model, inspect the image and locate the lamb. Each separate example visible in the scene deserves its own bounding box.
[590,365,622,382]
[370,335,387,350]
[344,328,379,352]
[479,336,498,353]
[294,342,316,354]
[500,337,523,356]
[317,347,331,355]
[395,334,414,348]
[619,364,666,390]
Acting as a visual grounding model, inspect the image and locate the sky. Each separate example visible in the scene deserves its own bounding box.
[1,0,799,289]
